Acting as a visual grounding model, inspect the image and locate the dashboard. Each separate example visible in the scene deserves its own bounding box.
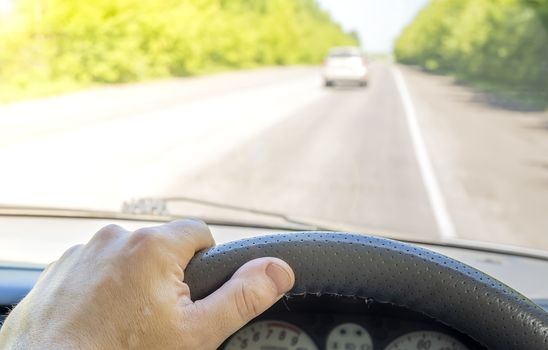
[221,295,484,350]
[0,263,539,350]
[1,218,547,349]
[0,296,484,350]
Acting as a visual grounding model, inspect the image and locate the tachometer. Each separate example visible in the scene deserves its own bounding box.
[224,320,318,350]
[384,331,468,350]
[326,323,373,350]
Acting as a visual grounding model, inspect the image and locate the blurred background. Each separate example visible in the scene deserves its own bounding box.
[0,0,547,251]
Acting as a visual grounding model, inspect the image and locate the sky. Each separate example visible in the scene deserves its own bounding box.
[0,0,11,14]
[317,0,429,53]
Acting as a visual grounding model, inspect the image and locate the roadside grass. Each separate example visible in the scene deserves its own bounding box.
[455,79,548,112]
[0,67,224,105]
[0,65,244,104]
[0,63,317,105]
[0,80,93,104]
[414,65,547,112]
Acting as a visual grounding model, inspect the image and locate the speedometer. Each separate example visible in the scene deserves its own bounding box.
[224,320,318,350]
[326,323,373,350]
[384,331,468,350]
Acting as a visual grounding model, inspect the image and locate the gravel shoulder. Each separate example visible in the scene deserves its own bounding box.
[400,65,548,250]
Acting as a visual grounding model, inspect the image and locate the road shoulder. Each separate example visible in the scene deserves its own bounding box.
[398,65,548,250]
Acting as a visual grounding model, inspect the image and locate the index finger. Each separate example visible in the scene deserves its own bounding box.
[133,219,214,267]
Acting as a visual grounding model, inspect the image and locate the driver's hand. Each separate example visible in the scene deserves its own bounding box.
[0,220,295,349]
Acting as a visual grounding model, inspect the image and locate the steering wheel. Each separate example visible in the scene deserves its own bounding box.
[184,232,548,349]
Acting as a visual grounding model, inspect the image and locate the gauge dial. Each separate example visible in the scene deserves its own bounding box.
[384,331,469,350]
[224,320,318,350]
[326,323,373,350]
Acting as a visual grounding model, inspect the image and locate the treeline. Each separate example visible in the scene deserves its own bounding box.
[0,0,355,88]
[395,0,548,109]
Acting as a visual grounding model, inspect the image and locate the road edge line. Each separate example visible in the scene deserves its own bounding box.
[392,66,457,240]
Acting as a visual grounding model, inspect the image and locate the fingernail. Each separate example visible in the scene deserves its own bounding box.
[266,262,293,295]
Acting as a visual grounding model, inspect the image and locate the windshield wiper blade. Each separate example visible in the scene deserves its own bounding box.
[122,196,324,231]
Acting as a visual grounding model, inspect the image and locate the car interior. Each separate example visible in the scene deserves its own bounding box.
[1,0,547,349]
[2,227,547,350]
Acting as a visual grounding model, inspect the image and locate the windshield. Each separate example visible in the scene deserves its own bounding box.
[0,0,547,252]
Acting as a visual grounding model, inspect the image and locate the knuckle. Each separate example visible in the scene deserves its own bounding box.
[235,283,262,321]
[183,218,209,231]
[133,226,160,237]
[128,228,164,252]
[37,260,58,281]
[93,224,125,242]
[61,244,84,259]
[177,219,211,236]
[45,260,57,271]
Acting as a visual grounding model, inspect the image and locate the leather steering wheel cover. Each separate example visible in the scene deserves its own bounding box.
[184,232,548,349]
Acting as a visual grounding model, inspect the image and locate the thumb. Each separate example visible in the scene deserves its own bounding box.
[190,257,295,347]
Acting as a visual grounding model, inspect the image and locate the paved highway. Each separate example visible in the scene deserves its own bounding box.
[1,62,547,251]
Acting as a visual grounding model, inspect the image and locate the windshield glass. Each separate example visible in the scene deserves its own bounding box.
[0,0,547,252]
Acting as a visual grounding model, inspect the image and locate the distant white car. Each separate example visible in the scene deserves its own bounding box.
[323,47,368,87]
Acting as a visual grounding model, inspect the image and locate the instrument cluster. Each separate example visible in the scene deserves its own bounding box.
[224,320,469,350]
[221,297,483,350]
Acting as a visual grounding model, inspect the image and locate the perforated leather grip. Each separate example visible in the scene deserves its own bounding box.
[184,232,548,349]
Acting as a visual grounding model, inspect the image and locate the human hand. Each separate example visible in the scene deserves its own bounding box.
[0,220,295,349]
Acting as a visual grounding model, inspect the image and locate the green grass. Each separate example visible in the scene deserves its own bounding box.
[0,65,239,104]
[453,76,548,112]
[0,62,317,104]
[0,79,93,104]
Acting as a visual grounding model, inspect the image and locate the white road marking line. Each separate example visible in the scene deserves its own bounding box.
[392,67,457,240]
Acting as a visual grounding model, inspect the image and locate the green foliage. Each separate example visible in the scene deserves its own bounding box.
[395,0,548,109]
[0,0,356,95]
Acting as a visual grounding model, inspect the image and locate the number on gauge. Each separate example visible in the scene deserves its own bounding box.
[224,320,318,350]
[326,323,373,350]
[384,331,468,350]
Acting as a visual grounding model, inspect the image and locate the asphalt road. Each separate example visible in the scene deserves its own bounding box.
[1,62,547,250]
[175,64,439,239]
